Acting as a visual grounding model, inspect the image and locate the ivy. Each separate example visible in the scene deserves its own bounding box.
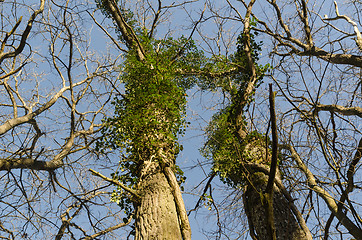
[201,107,271,187]
[96,32,205,217]
[201,26,272,187]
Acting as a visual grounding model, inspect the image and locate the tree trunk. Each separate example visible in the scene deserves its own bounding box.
[134,162,182,240]
[243,171,309,240]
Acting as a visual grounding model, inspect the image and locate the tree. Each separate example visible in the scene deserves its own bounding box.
[197,2,311,239]
[0,0,203,238]
[92,0,208,238]
[1,0,361,239]
[196,0,362,239]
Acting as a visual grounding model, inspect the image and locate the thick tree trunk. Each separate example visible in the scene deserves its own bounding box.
[134,163,182,240]
[243,171,309,240]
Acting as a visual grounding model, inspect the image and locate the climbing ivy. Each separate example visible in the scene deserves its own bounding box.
[201,24,272,187]
[96,33,205,217]
[201,113,271,187]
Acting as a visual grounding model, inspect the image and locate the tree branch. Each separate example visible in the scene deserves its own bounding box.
[263,84,278,240]
[347,137,362,193]
[0,0,45,64]
[100,0,145,61]
[287,144,362,239]
[188,171,216,216]
[0,73,99,136]
[89,168,141,199]
[323,1,362,51]
[315,104,362,118]
[0,158,61,171]
[83,216,133,240]
[323,136,362,240]
[255,1,362,67]
[266,84,278,193]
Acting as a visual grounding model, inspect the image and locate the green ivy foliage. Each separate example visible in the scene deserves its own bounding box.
[98,36,205,159]
[94,0,208,227]
[201,108,271,187]
[96,35,206,217]
[198,20,270,103]
[201,24,272,187]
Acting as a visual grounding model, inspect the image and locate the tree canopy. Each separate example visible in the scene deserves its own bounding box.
[0,0,361,239]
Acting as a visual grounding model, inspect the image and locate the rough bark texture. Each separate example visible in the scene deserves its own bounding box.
[134,163,182,240]
[244,172,308,240]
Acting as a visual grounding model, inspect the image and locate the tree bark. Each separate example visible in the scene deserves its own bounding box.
[243,171,310,240]
[134,162,182,240]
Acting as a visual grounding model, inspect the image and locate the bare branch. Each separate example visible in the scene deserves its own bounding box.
[0,72,102,136]
[148,0,161,38]
[89,168,141,199]
[83,216,133,240]
[315,104,362,118]
[99,0,146,60]
[287,144,362,239]
[0,0,45,64]
[323,1,362,51]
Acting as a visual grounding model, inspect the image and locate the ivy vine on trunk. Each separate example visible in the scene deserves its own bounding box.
[200,11,312,240]
[94,1,204,237]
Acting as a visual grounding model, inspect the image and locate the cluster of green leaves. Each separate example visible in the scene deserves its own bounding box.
[201,26,272,187]
[99,36,204,157]
[110,178,134,220]
[198,20,270,102]
[197,55,237,92]
[201,108,270,187]
[201,107,241,186]
[233,32,268,90]
[96,35,205,213]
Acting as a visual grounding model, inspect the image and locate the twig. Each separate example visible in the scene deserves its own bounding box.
[89,168,141,199]
[323,1,362,51]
